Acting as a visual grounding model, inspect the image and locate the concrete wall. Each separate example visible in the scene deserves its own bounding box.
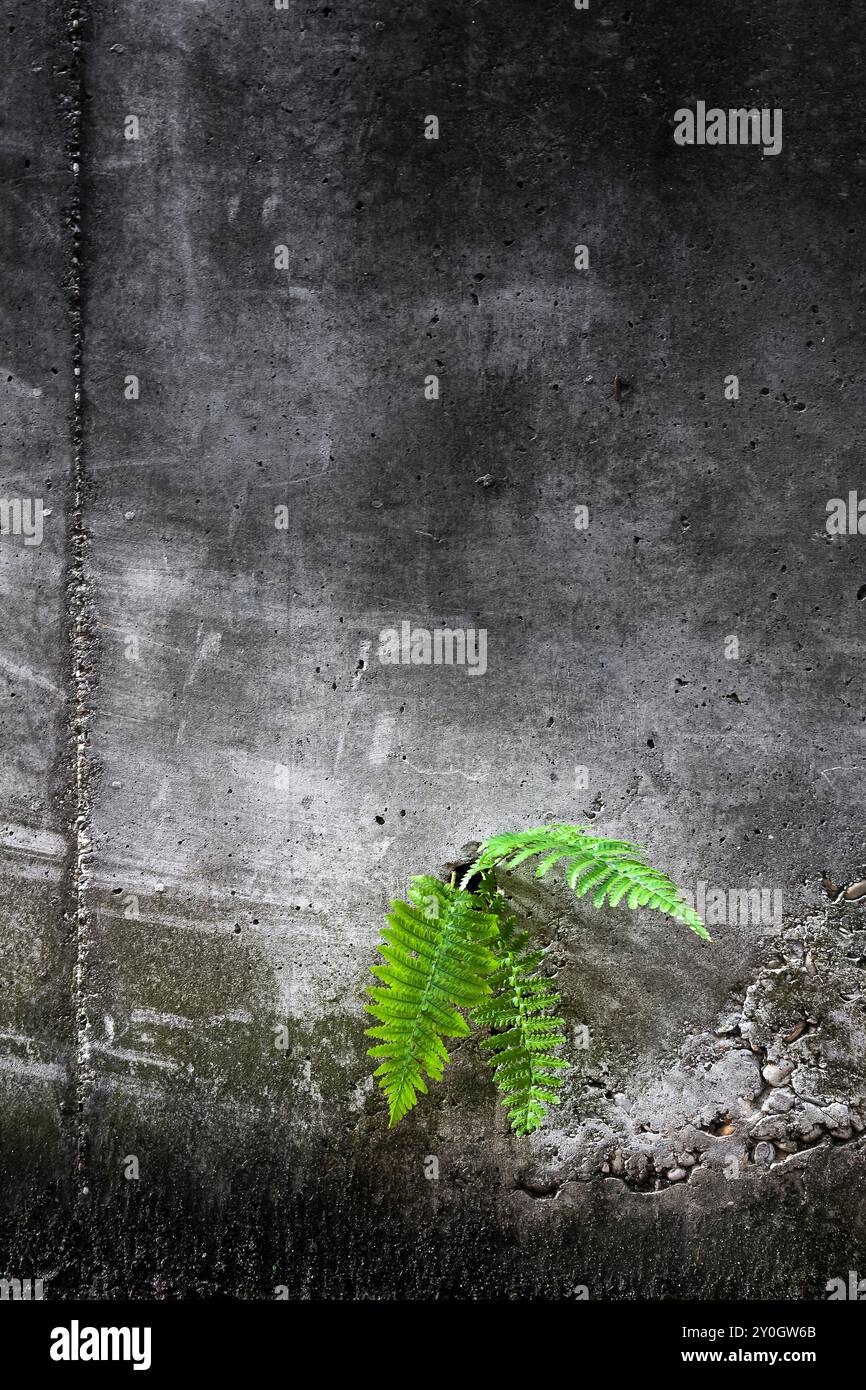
[1,0,865,1298]
[0,0,78,1283]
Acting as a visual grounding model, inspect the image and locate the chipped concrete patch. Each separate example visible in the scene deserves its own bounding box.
[512,906,866,1194]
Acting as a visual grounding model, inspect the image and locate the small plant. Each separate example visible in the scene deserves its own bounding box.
[366,823,709,1136]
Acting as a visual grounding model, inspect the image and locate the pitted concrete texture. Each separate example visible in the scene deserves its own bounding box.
[517,903,866,1192]
[0,0,78,1260]
[1,0,866,1297]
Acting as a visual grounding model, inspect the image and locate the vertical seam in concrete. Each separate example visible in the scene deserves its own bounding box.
[62,0,95,1199]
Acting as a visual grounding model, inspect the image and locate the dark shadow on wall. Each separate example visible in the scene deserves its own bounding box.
[1,1049,865,1298]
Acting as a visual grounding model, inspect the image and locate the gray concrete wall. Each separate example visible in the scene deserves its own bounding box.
[0,0,77,1280]
[1,0,866,1298]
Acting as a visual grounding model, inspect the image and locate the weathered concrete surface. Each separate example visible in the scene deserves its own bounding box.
[2,0,866,1297]
[0,0,77,1284]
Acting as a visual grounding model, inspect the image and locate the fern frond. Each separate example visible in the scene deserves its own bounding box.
[365,876,500,1126]
[472,917,566,1137]
[464,823,709,941]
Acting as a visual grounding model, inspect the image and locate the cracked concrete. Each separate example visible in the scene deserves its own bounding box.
[1,0,866,1298]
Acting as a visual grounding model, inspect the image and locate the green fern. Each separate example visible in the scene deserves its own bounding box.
[366,823,708,1135]
[462,823,710,941]
[472,915,567,1136]
[365,876,500,1126]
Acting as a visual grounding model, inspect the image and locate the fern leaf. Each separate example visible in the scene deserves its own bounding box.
[365,876,500,1126]
[462,825,592,886]
[472,918,567,1137]
[465,823,709,941]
